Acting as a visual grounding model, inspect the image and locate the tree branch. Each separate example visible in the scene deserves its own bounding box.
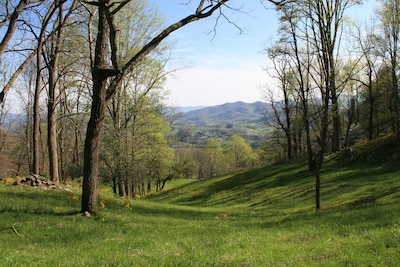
[110,0,131,15]
[104,3,119,72]
[0,224,21,236]
[0,49,37,105]
[0,0,30,55]
[106,0,230,99]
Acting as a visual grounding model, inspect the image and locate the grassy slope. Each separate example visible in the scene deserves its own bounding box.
[1,136,400,266]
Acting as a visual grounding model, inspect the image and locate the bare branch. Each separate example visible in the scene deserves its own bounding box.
[104,3,119,72]
[0,49,37,105]
[196,0,207,14]
[263,0,296,8]
[0,224,21,237]
[0,0,30,55]
[110,0,131,15]
[106,0,230,99]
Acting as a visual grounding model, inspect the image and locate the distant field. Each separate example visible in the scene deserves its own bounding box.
[1,150,400,266]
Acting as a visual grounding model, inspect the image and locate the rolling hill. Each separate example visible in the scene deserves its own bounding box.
[176,101,270,126]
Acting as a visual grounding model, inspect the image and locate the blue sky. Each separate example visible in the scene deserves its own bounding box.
[153,0,378,107]
[153,0,279,107]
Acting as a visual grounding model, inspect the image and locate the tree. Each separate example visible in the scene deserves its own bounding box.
[376,0,400,135]
[31,1,61,175]
[101,1,171,196]
[352,22,380,140]
[199,138,223,178]
[43,0,78,182]
[103,66,173,196]
[224,134,253,169]
[265,44,296,161]
[81,0,231,213]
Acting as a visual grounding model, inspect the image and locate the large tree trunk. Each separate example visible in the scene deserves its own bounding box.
[47,97,59,182]
[32,0,58,175]
[47,38,60,183]
[81,1,110,213]
[81,75,108,213]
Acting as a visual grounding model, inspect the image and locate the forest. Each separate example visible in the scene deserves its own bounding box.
[1,0,400,215]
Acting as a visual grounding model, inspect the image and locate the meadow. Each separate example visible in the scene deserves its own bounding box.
[1,138,400,266]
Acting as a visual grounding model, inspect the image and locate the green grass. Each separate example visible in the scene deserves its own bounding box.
[1,140,400,266]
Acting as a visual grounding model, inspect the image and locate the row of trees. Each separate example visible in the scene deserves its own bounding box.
[103,133,261,197]
[265,0,400,209]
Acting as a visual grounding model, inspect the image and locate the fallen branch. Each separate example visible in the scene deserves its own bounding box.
[0,224,21,237]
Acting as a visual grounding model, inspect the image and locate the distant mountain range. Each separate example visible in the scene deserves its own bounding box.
[0,113,27,130]
[175,106,206,113]
[176,101,271,124]
[173,101,273,147]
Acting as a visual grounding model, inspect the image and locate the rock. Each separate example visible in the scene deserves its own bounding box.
[13,174,59,190]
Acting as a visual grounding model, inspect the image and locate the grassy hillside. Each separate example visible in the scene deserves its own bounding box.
[1,136,400,266]
[148,146,400,211]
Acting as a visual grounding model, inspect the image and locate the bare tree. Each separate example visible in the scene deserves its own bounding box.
[265,43,298,161]
[43,0,78,182]
[351,22,380,140]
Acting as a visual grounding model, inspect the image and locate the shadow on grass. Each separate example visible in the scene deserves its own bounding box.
[0,188,80,217]
[147,162,313,207]
[0,206,79,216]
[131,200,222,221]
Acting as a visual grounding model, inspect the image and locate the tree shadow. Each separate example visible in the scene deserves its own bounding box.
[0,189,80,217]
[0,206,79,216]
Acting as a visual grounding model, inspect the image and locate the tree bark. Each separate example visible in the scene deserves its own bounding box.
[33,43,43,175]
[314,151,323,211]
[81,1,110,213]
